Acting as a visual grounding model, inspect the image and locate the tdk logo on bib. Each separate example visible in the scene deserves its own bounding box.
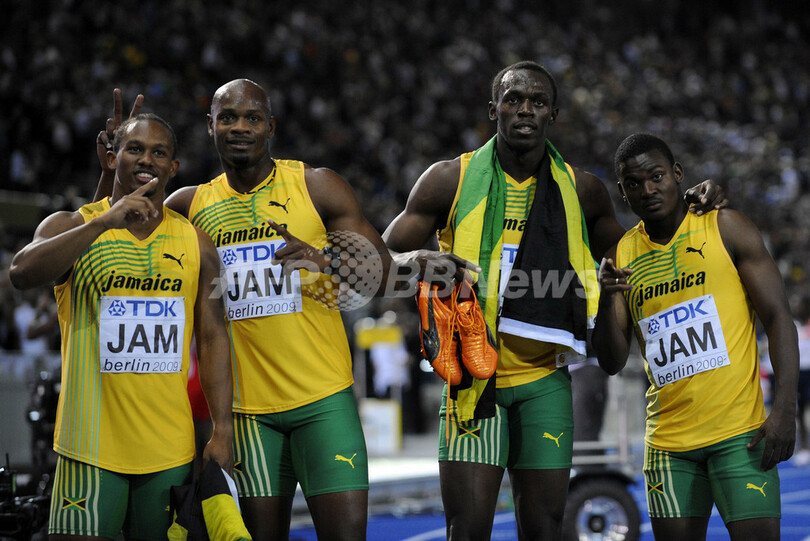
[220,243,283,267]
[106,299,179,318]
[646,298,708,335]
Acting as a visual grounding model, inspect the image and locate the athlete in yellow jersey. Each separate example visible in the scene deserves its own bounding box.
[92,80,393,540]
[384,61,726,541]
[437,166,559,387]
[594,133,798,541]
[187,160,353,414]
[10,115,234,539]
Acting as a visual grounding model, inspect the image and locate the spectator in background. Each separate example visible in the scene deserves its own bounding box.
[14,289,59,356]
[364,311,411,399]
[0,268,20,351]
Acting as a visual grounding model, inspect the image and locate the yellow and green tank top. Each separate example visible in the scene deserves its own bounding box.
[188,159,352,414]
[438,154,557,389]
[616,210,764,451]
[54,200,199,474]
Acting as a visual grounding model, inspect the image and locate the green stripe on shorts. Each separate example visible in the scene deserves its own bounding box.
[48,455,190,539]
[439,370,573,469]
[644,430,781,522]
[49,456,104,536]
[233,412,275,496]
[234,388,369,498]
[644,446,685,518]
[439,404,505,466]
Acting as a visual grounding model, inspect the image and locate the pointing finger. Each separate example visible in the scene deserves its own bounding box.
[131,177,159,196]
[266,219,294,241]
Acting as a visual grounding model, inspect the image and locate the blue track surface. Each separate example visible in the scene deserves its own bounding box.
[290,459,810,540]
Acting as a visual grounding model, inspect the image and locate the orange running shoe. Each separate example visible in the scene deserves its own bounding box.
[455,282,498,380]
[417,281,462,385]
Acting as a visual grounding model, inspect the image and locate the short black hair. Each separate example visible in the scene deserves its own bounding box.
[614,133,675,178]
[491,61,558,106]
[112,113,178,158]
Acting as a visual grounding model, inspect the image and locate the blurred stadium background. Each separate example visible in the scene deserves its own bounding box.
[1,1,809,538]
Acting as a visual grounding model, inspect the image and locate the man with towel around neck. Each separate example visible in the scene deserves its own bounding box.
[383,61,725,540]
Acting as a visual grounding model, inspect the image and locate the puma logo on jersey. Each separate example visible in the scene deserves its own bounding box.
[647,481,664,494]
[62,497,87,511]
[335,453,357,469]
[746,482,767,497]
[458,425,481,439]
[685,242,706,259]
[268,197,291,213]
[163,252,184,269]
[542,432,563,447]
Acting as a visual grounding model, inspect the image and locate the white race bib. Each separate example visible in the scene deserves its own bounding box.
[218,240,303,321]
[99,296,185,373]
[498,244,520,307]
[640,294,730,388]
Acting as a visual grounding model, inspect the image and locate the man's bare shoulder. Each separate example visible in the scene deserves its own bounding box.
[165,185,198,218]
[407,157,462,208]
[29,209,87,241]
[302,163,345,187]
[300,163,365,222]
[716,207,760,252]
[569,165,603,190]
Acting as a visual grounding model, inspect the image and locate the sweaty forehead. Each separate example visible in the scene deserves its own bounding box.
[618,151,667,177]
[213,85,268,113]
[500,70,549,94]
[123,120,170,143]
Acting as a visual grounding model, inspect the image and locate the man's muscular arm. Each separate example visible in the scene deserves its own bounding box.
[718,209,798,470]
[306,166,393,277]
[574,168,626,261]
[383,159,479,283]
[268,166,394,295]
[194,227,235,474]
[164,186,197,219]
[11,179,159,289]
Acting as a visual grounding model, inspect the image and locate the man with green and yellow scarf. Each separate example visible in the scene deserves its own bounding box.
[383,61,725,540]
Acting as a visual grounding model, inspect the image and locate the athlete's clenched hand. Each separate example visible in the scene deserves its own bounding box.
[203,429,234,476]
[747,407,796,471]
